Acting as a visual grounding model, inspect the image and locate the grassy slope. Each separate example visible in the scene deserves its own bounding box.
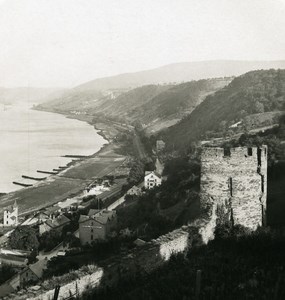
[129,78,231,127]
[38,78,232,134]
[162,69,285,151]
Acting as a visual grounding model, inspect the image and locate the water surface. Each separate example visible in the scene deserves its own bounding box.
[0,104,105,193]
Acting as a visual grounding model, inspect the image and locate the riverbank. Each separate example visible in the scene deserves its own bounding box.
[0,110,130,219]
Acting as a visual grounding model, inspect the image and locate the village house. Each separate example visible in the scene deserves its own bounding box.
[0,265,41,297]
[127,185,142,196]
[21,205,62,227]
[39,214,70,236]
[2,201,18,227]
[144,171,162,189]
[79,209,117,245]
[8,267,39,290]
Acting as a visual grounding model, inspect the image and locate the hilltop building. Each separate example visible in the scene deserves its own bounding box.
[200,146,267,230]
[3,201,18,227]
[79,209,117,245]
[144,171,162,189]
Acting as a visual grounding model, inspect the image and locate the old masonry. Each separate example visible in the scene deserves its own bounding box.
[200,146,267,230]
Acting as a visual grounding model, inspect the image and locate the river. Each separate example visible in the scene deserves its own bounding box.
[0,104,106,193]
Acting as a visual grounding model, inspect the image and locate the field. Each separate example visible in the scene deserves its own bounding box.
[0,143,126,217]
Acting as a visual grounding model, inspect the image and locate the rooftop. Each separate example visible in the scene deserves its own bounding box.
[0,253,28,263]
[45,215,70,229]
[79,209,116,225]
[145,170,161,178]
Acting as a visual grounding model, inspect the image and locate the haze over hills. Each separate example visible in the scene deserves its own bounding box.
[0,87,67,105]
[75,60,285,91]
[37,60,285,123]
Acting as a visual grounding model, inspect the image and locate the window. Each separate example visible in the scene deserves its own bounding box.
[91,235,93,240]
[91,229,93,233]
[224,148,231,157]
[247,147,252,156]
[229,177,233,197]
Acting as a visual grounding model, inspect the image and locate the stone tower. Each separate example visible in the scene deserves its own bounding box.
[200,146,267,230]
[3,200,19,227]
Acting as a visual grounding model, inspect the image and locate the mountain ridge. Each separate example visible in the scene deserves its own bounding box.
[75,60,285,91]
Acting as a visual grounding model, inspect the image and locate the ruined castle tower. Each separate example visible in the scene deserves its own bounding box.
[200,146,267,230]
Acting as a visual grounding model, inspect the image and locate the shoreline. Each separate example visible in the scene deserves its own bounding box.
[0,106,108,195]
[0,108,127,219]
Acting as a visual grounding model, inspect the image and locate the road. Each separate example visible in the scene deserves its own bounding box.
[133,133,148,160]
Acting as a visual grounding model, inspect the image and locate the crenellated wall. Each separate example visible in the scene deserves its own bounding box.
[200,146,267,230]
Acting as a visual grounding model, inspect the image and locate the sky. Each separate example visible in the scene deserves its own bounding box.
[0,0,284,88]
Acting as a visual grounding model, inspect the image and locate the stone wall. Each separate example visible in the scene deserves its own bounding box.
[200,146,267,230]
[6,209,217,300]
[6,146,267,299]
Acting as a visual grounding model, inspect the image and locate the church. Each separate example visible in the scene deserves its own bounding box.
[3,201,18,227]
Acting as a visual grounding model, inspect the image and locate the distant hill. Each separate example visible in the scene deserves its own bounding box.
[0,87,66,105]
[161,69,285,151]
[123,78,231,134]
[39,78,231,134]
[75,60,285,91]
[38,89,105,113]
[91,84,172,118]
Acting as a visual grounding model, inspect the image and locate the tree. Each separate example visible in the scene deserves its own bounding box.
[8,226,39,252]
[0,265,17,285]
[254,101,265,113]
[39,229,62,252]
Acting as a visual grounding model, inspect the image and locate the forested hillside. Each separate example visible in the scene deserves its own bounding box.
[91,78,230,132]
[92,84,172,120]
[162,69,285,151]
[128,78,229,133]
[38,78,231,133]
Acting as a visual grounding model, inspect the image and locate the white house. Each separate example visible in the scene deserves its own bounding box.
[3,201,18,227]
[144,171,162,189]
